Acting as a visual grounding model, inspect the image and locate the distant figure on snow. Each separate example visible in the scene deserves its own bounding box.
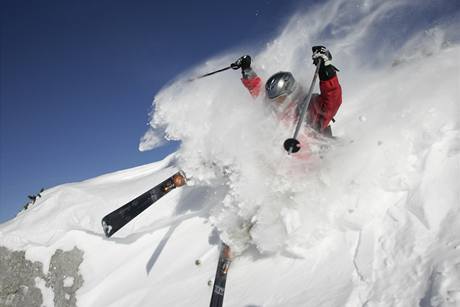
[24,188,45,210]
[230,46,342,137]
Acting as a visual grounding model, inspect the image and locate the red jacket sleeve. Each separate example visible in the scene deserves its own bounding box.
[241,72,262,98]
[309,75,342,130]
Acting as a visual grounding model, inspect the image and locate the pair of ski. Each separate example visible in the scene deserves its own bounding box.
[101,170,232,307]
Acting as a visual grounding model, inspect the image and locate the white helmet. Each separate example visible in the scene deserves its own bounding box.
[265,71,296,99]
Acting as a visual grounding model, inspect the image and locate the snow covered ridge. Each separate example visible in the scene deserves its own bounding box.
[2,0,460,306]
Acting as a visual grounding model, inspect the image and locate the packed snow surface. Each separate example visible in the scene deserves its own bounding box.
[1,0,460,306]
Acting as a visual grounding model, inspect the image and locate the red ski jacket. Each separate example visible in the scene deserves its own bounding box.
[241,69,342,132]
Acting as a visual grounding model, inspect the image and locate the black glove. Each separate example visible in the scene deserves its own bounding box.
[231,55,252,70]
[312,46,339,81]
[312,45,332,66]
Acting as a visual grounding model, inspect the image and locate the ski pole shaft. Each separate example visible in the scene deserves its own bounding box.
[188,66,232,82]
[292,60,321,140]
[284,60,322,154]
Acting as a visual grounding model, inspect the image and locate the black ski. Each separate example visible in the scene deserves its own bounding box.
[209,242,232,307]
[101,171,187,237]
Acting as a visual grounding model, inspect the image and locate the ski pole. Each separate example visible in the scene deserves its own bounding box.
[187,66,232,82]
[283,59,322,154]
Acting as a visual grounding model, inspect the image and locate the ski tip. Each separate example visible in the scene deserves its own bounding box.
[173,171,187,188]
[101,219,113,237]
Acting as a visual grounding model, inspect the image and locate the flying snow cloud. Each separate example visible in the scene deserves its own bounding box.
[140,0,460,254]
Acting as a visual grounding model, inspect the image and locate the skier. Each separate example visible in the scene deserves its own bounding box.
[230,46,342,137]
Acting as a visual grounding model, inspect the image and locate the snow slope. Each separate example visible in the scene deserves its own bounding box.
[2,0,460,306]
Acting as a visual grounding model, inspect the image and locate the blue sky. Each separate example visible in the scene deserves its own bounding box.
[1,0,310,222]
[2,0,458,224]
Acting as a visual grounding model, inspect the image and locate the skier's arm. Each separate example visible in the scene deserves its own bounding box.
[312,47,342,130]
[231,55,262,98]
[318,68,342,129]
[241,68,262,97]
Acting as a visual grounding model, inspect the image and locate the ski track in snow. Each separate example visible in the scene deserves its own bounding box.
[2,0,460,306]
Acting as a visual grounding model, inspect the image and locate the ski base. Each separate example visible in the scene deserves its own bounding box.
[209,242,232,307]
[101,171,186,237]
